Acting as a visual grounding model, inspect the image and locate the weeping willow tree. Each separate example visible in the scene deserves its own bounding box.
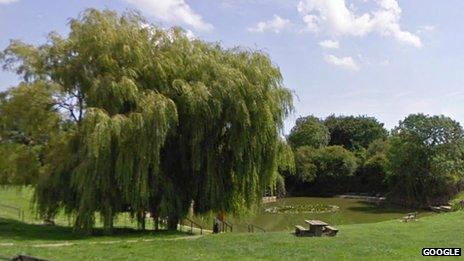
[269,139,295,197]
[1,9,293,233]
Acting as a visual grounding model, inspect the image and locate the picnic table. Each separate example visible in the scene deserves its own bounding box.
[305,220,328,237]
[402,212,417,222]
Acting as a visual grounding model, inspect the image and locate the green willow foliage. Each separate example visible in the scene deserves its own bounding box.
[272,139,295,197]
[1,9,292,233]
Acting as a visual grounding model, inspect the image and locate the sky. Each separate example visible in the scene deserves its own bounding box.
[1,0,464,134]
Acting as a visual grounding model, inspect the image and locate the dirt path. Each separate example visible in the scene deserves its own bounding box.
[1,234,204,248]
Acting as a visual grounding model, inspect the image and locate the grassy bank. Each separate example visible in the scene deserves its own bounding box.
[0,211,463,260]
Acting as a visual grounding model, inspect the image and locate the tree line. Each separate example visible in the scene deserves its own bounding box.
[283,114,464,207]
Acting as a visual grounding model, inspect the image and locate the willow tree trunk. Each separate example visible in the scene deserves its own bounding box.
[137,212,146,230]
[103,214,113,235]
[167,216,179,230]
[154,216,159,231]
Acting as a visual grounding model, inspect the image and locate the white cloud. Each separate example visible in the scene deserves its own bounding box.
[297,0,422,48]
[318,39,339,49]
[0,0,18,4]
[123,0,213,31]
[248,15,291,34]
[417,25,435,34]
[185,29,196,40]
[422,25,435,31]
[324,54,359,71]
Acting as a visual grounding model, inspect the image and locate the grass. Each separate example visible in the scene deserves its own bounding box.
[0,212,463,260]
[0,186,157,228]
[1,187,462,260]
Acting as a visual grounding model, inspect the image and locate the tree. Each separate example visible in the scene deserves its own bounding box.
[0,82,60,185]
[358,139,390,193]
[386,114,464,206]
[324,115,388,150]
[294,146,318,183]
[288,116,329,149]
[313,146,358,182]
[273,139,295,197]
[1,9,293,233]
[293,145,357,191]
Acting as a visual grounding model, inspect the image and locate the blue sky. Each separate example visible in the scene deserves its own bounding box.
[1,0,464,133]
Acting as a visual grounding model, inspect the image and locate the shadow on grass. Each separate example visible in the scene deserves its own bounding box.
[0,218,186,242]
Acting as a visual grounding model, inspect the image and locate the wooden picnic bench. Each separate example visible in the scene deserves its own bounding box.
[305,220,328,237]
[323,225,339,236]
[295,220,339,237]
[402,212,417,222]
[295,225,310,237]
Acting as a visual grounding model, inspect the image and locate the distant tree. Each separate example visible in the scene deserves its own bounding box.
[293,145,357,185]
[0,82,59,145]
[386,114,464,206]
[366,138,389,158]
[0,83,60,185]
[1,9,293,233]
[288,116,329,149]
[0,143,41,185]
[357,139,390,193]
[361,154,388,193]
[313,145,358,181]
[324,115,388,150]
[294,146,318,183]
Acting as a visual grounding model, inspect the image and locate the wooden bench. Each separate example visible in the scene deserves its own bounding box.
[295,225,309,237]
[440,206,452,212]
[323,225,339,236]
[402,212,417,222]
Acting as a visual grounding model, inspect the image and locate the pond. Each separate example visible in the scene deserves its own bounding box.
[194,197,433,232]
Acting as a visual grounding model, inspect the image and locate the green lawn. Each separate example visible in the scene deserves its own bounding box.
[0,186,157,228]
[1,187,462,260]
[0,211,463,260]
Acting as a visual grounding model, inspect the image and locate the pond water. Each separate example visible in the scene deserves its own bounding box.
[195,197,433,232]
